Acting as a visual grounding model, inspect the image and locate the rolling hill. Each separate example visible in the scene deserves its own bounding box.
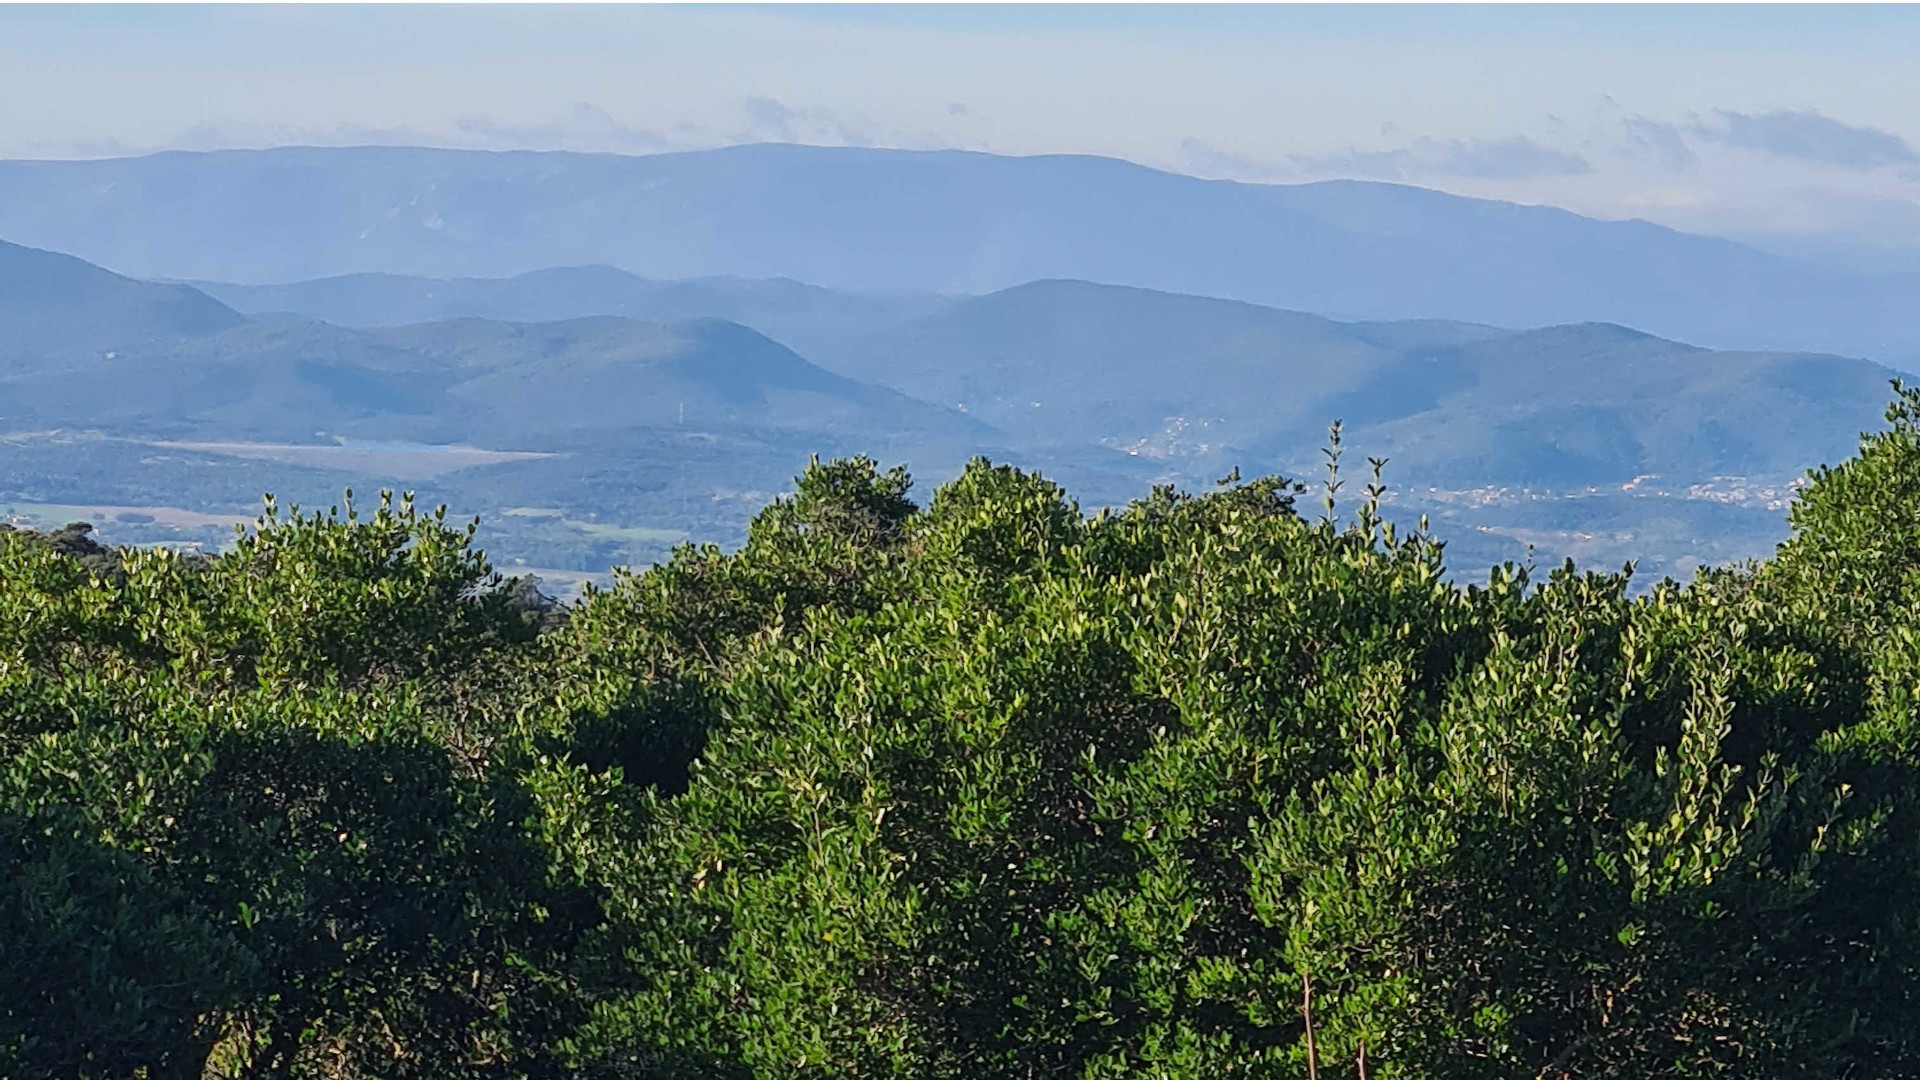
[174,267,1902,491]
[0,312,990,450]
[807,279,1480,452]
[1,144,1917,363]
[0,239,243,359]
[810,279,1897,489]
[0,287,1024,572]
[188,264,949,364]
[2,240,1908,580]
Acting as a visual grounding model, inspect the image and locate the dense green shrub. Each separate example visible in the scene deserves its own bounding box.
[12,395,1920,1077]
[0,494,593,1079]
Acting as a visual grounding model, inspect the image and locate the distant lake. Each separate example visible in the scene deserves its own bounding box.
[146,439,560,479]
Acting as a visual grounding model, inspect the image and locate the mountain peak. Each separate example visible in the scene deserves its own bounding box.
[0,238,244,359]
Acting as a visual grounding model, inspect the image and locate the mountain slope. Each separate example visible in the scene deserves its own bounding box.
[1329,323,1897,486]
[1,242,1906,581]
[817,279,1898,489]
[0,239,244,359]
[0,313,993,449]
[188,264,950,362]
[812,279,1501,451]
[0,144,1915,361]
[121,264,1903,494]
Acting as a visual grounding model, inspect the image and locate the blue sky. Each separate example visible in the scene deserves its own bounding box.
[5,4,1920,260]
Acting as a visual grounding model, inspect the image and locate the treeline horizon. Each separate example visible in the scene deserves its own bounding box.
[9,392,1920,1079]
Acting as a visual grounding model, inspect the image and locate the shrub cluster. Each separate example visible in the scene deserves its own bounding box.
[11,390,1920,1078]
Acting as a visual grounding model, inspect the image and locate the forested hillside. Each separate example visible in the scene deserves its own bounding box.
[11,386,1920,1078]
[0,239,243,358]
[0,314,991,447]
[183,269,1904,491]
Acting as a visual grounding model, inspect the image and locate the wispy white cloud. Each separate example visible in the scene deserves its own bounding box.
[1178,137,1290,181]
[451,103,674,154]
[1294,136,1592,182]
[1702,109,1915,170]
[1619,117,1697,171]
[736,97,877,148]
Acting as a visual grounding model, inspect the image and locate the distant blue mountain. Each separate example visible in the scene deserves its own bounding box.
[1,239,1906,579]
[0,312,991,450]
[0,239,242,359]
[189,264,948,364]
[0,144,1916,365]
[811,279,1897,489]
[150,259,1905,494]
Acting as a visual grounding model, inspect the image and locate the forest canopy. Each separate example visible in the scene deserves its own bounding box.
[11,388,1920,1079]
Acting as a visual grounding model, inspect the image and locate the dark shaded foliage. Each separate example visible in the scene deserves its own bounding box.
[10,400,1920,1078]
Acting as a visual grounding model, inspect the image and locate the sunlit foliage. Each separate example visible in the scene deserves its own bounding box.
[11,393,1920,1078]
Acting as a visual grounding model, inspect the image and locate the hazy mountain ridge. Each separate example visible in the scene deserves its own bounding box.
[3,144,1917,364]
[0,238,244,359]
[209,265,1886,493]
[187,264,953,365]
[824,280,1897,491]
[0,311,991,451]
[2,236,1906,579]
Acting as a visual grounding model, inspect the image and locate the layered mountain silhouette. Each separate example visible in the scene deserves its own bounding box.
[2,144,1918,363]
[1,236,1906,578]
[0,239,243,359]
[167,264,1902,491]
[0,311,988,450]
[813,280,1895,488]
[190,264,944,363]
